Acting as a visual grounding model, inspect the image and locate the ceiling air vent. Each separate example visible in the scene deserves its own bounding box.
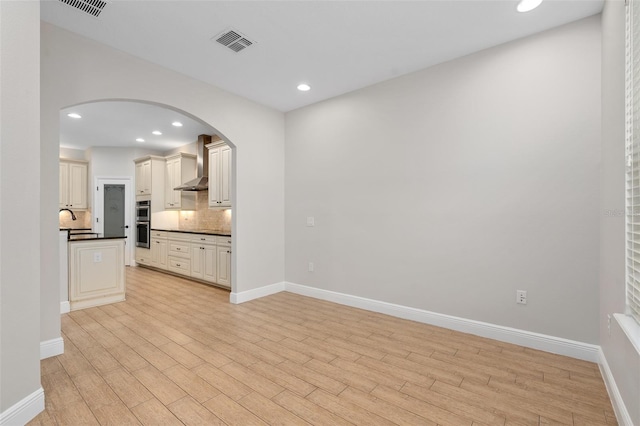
[58,0,107,18]
[213,29,255,53]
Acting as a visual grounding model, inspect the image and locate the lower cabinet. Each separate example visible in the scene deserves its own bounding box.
[191,242,216,283]
[167,234,191,275]
[136,247,151,266]
[216,237,231,288]
[168,256,190,275]
[138,231,231,289]
[150,232,168,270]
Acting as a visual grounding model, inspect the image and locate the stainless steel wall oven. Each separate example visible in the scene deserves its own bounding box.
[135,200,150,248]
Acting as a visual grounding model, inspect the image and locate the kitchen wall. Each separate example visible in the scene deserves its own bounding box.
[60,146,88,161]
[600,0,640,423]
[88,146,180,232]
[59,210,91,229]
[1,0,43,420]
[178,192,232,233]
[285,16,601,344]
[59,144,231,233]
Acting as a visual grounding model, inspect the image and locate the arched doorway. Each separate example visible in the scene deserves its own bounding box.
[58,99,235,296]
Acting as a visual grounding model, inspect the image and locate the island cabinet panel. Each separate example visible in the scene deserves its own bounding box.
[69,239,125,311]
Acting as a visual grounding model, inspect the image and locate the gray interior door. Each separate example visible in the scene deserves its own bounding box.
[104,184,125,237]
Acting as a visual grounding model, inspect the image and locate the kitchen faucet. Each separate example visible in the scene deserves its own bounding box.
[59,208,77,220]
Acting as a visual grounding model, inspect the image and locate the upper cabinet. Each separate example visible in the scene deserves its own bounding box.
[59,159,88,209]
[164,153,196,210]
[207,142,232,209]
[135,159,152,196]
[133,156,165,214]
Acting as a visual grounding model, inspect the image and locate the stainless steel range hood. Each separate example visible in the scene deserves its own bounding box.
[174,134,212,191]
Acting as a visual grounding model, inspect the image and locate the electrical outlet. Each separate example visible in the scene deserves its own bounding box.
[516,290,527,305]
[93,252,102,263]
[308,262,314,272]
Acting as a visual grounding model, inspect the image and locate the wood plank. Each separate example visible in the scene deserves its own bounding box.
[30,267,616,426]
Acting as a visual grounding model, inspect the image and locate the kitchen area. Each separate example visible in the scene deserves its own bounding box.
[133,134,233,288]
[59,102,233,314]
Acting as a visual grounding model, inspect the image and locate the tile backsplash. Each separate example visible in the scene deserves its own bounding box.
[178,192,231,233]
[59,210,92,229]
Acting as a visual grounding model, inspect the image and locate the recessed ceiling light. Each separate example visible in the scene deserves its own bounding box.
[152,131,162,135]
[297,83,311,92]
[136,138,145,143]
[67,113,82,119]
[517,0,543,12]
[172,121,183,127]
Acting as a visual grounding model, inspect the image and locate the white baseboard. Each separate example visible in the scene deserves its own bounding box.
[599,347,633,426]
[40,337,64,360]
[229,280,599,362]
[230,282,285,304]
[0,387,44,426]
[60,301,70,314]
[284,282,600,362]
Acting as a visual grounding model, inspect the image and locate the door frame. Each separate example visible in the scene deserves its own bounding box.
[94,176,133,266]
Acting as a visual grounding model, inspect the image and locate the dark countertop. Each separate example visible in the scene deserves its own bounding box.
[60,228,127,241]
[68,234,127,241]
[152,228,232,237]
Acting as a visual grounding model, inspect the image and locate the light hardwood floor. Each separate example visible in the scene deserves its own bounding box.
[30,266,617,425]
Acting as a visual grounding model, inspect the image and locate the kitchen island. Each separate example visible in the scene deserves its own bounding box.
[60,229,127,311]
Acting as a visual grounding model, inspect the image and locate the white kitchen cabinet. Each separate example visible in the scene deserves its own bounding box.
[69,238,126,311]
[216,236,232,288]
[167,232,191,275]
[135,247,151,266]
[165,153,196,210]
[134,156,165,209]
[190,243,216,282]
[207,142,232,209]
[150,233,168,270]
[135,159,151,196]
[139,231,231,289]
[190,233,217,283]
[59,159,88,209]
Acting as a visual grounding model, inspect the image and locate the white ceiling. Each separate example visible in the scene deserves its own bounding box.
[60,101,215,150]
[45,0,604,150]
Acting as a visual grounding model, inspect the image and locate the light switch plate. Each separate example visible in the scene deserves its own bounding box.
[306,216,315,227]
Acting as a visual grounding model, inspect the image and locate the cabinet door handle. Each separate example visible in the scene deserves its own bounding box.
[176,263,181,267]
[176,248,181,251]
[227,250,231,254]
[201,247,205,250]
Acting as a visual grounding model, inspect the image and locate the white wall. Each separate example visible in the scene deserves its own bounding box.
[41,23,285,344]
[0,0,43,420]
[600,0,640,423]
[59,147,88,161]
[285,16,601,344]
